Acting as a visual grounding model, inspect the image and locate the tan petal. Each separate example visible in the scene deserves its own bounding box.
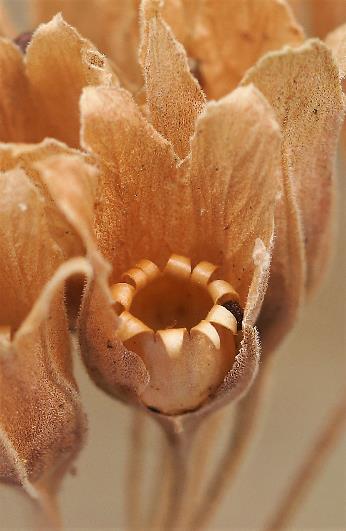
[78,85,278,414]
[139,0,206,159]
[163,0,304,99]
[80,85,193,280]
[326,23,346,79]
[0,257,90,494]
[26,14,117,147]
[35,154,150,401]
[0,139,88,259]
[0,168,63,330]
[182,85,281,306]
[242,39,344,351]
[31,0,142,91]
[0,163,90,492]
[0,39,37,142]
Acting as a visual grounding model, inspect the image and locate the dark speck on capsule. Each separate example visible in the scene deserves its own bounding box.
[222,300,244,331]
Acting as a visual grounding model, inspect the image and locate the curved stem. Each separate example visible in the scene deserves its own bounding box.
[125,410,146,531]
[264,390,346,531]
[190,362,271,531]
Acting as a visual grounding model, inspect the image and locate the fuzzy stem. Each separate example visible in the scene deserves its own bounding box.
[264,390,346,531]
[125,410,146,531]
[190,363,271,531]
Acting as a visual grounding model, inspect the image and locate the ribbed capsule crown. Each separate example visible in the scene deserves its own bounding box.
[111,254,242,415]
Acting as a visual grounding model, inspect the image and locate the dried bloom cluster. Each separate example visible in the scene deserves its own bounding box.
[0,0,345,510]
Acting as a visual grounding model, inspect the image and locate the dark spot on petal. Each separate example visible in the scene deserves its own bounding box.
[222,300,244,331]
[107,340,113,349]
[14,31,33,54]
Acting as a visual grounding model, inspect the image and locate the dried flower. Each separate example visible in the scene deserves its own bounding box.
[0,0,345,501]
[0,14,115,499]
[0,162,89,500]
[33,0,344,421]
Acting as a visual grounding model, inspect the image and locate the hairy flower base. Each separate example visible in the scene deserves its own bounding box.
[111,255,240,415]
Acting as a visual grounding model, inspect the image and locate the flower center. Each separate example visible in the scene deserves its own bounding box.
[111,254,242,414]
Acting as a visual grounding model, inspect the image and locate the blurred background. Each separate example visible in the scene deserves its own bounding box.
[0,1,345,529]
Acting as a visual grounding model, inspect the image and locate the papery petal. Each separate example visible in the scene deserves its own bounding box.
[0,257,90,494]
[0,166,89,493]
[242,40,345,351]
[326,23,346,79]
[181,85,281,306]
[0,139,88,259]
[26,14,116,147]
[35,154,150,401]
[139,0,206,159]
[31,0,142,91]
[0,168,62,329]
[0,39,37,142]
[163,0,304,99]
[80,85,195,280]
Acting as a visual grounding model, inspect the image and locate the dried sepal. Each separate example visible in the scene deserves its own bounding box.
[0,138,90,260]
[80,84,181,280]
[242,39,345,352]
[26,14,117,147]
[182,85,281,304]
[0,14,116,146]
[36,154,150,402]
[139,0,206,159]
[0,167,91,496]
[44,81,280,417]
[31,0,142,91]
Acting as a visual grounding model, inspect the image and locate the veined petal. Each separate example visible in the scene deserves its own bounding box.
[163,0,304,99]
[80,85,197,280]
[0,139,88,259]
[31,0,142,91]
[181,85,281,306]
[0,168,62,330]
[0,39,37,142]
[26,14,117,147]
[242,39,345,352]
[0,164,90,492]
[0,257,90,494]
[36,154,150,401]
[140,0,206,159]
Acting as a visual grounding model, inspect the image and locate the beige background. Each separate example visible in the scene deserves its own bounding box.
[0,1,345,529]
